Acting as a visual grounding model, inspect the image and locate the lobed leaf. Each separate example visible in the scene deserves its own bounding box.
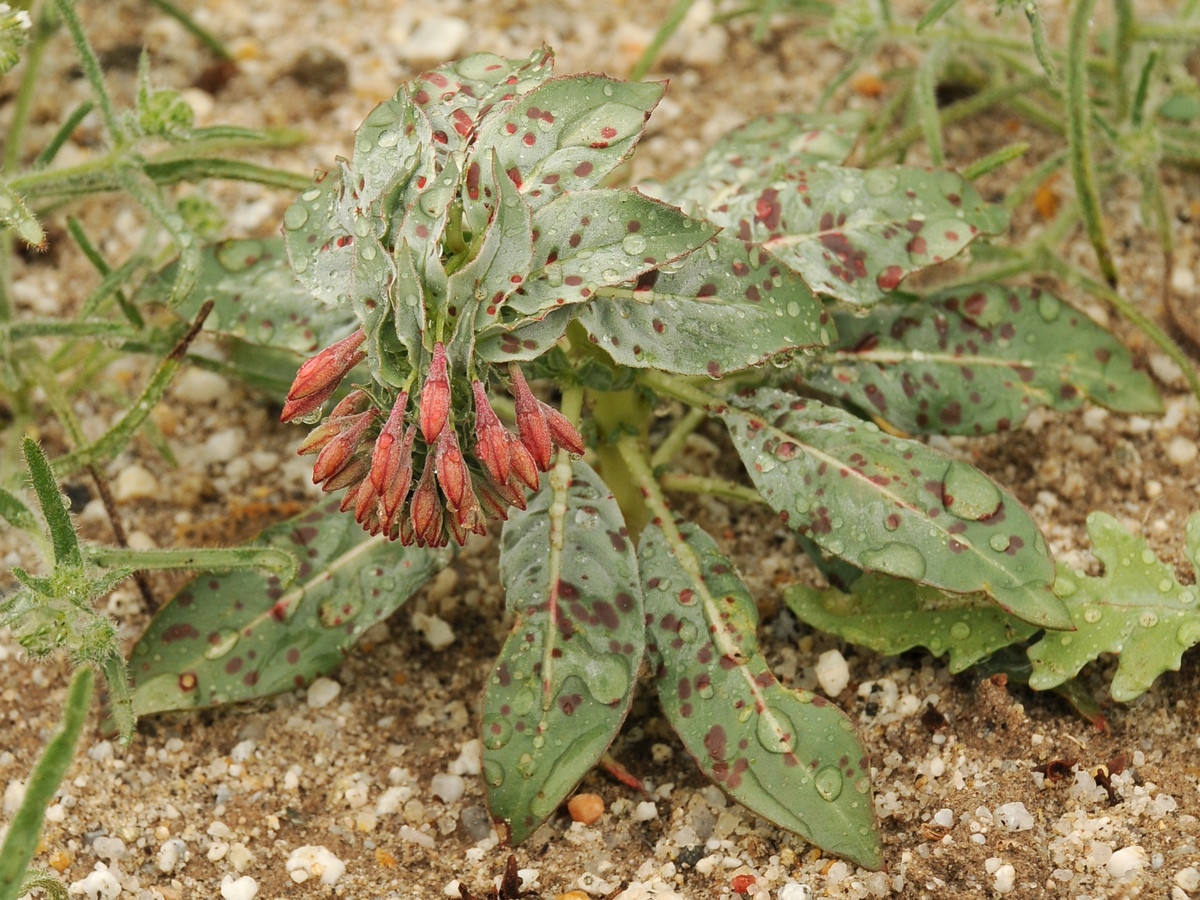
[665,112,865,215]
[640,521,881,870]
[582,233,832,376]
[483,459,643,844]
[784,574,1038,673]
[148,239,357,355]
[1028,512,1200,702]
[721,388,1069,629]
[803,284,1162,434]
[472,75,665,211]
[129,499,448,717]
[696,165,1007,306]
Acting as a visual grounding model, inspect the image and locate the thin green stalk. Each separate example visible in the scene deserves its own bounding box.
[1133,21,1200,42]
[962,142,1029,181]
[650,405,708,470]
[52,0,123,143]
[33,101,93,170]
[144,0,233,60]
[86,545,298,581]
[67,216,144,330]
[630,0,696,81]
[1042,252,1200,404]
[638,369,722,412]
[1113,0,1134,120]
[915,40,947,166]
[2,320,134,341]
[1066,0,1119,286]
[1001,148,1069,211]
[3,3,57,173]
[0,668,93,900]
[1130,50,1158,128]
[1024,2,1061,87]
[916,0,959,33]
[659,472,764,506]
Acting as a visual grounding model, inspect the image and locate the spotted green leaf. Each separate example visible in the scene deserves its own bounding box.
[129,499,448,716]
[665,112,864,216]
[784,574,1038,673]
[639,521,881,870]
[472,75,665,211]
[483,459,643,845]
[803,284,1162,434]
[282,170,354,307]
[147,238,357,355]
[505,190,715,319]
[689,165,1007,306]
[581,233,832,376]
[721,388,1069,629]
[1029,512,1200,702]
[476,305,580,364]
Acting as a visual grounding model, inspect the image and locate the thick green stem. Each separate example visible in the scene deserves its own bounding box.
[650,406,708,470]
[0,668,93,900]
[589,388,652,537]
[1066,0,1119,286]
[659,472,764,506]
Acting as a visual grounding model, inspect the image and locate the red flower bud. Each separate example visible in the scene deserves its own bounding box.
[507,434,540,491]
[472,380,510,485]
[312,408,378,485]
[377,425,417,533]
[510,364,552,470]
[398,507,415,546]
[354,469,381,525]
[435,428,470,512]
[323,455,370,492]
[410,452,443,547]
[490,472,529,511]
[328,389,373,420]
[446,511,467,547]
[296,418,345,457]
[281,329,367,422]
[419,342,451,443]
[542,402,584,456]
[473,477,510,521]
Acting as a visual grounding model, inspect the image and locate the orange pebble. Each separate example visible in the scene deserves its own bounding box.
[49,849,72,872]
[1034,176,1061,220]
[567,792,604,825]
[731,873,757,893]
[852,73,885,98]
[375,848,397,867]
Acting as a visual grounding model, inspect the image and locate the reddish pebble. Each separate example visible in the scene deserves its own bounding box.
[731,874,757,894]
[567,793,604,825]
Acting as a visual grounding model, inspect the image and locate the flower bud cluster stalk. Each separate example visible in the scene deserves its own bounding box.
[283,340,585,547]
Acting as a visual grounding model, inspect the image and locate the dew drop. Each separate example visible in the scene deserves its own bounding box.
[1141,549,1157,566]
[814,765,844,801]
[837,187,856,204]
[283,204,310,230]
[949,621,971,640]
[1177,620,1200,647]
[989,534,1011,553]
[1054,575,1078,598]
[678,619,698,642]
[602,84,614,97]
[203,630,239,660]
[1158,578,1173,593]
[942,462,1002,521]
[756,706,797,754]
[301,188,322,202]
[1181,590,1196,606]
[1082,606,1102,624]
[863,169,898,197]
[1138,610,1159,628]
[512,689,536,716]
[1037,292,1061,322]
[483,715,514,750]
[861,542,927,580]
[585,655,630,705]
[483,758,504,787]
[697,681,715,700]
[621,234,647,255]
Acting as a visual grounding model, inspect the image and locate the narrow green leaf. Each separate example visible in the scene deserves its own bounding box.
[0,668,93,900]
[582,233,832,376]
[1029,512,1200,702]
[640,522,881,870]
[664,112,865,215]
[472,75,665,210]
[721,389,1069,629]
[784,574,1038,673]
[507,190,716,318]
[916,0,961,32]
[695,165,1008,306]
[804,284,1162,435]
[0,486,36,533]
[129,499,448,716]
[22,437,81,569]
[0,182,44,247]
[143,238,357,354]
[484,459,643,844]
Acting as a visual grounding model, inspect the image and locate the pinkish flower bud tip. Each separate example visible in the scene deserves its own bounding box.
[419,342,451,443]
[281,329,367,422]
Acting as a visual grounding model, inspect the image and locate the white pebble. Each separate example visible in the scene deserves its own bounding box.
[231,740,256,763]
[344,783,370,809]
[443,881,462,897]
[1167,436,1197,466]
[397,16,468,61]
[928,756,945,778]
[88,741,114,763]
[992,863,1016,893]
[306,677,341,709]
[92,836,127,860]
[1176,867,1200,891]
[994,801,1034,832]
[399,824,435,848]
[413,612,456,651]
[114,464,159,502]
[376,784,414,815]
[220,875,259,900]
[634,800,659,821]
[814,649,850,697]
[1149,353,1185,388]
[229,843,255,873]
[431,773,466,804]
[172,369,229,403]
[68,865,121,900]
[1173,265,1197,294]
[448,739,482,776]
[1107,845,1148,878]
[825,861,848,885]
[778,884,814,900]
[933,808,954,828]
[204,428,245,464]
[157,838,189,873]
[286,845,346,886]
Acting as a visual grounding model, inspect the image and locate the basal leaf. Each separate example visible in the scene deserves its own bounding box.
[472,75,665,210]
[804,284,1162,434]
[640,521,881,870]
[581,233,832,376]
[784,574,1038,673]
[665,112,865,216]
[1029,512,1200,702]
[721,388,1069,629]
[351,86,431,218]
[483,459,643,844]
[148,239,357,355]
[508,190,716,319]
[130,499,448,716]
[700,166,1007,305]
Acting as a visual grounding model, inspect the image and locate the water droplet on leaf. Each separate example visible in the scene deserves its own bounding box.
[756,706,797,754]
[814,766,844,801]
[943,462,1002,521]
[861,543,927,580]
[204,631,239,660]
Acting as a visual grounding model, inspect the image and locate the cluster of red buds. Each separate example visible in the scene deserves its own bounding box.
[281,332,584,547]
